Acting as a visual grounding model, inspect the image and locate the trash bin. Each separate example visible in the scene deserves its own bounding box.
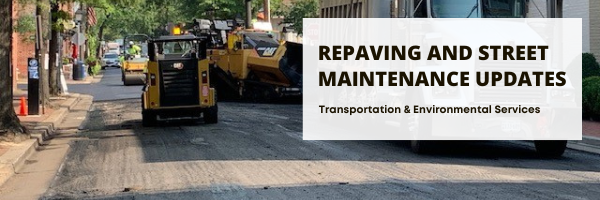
[73,61,87,80]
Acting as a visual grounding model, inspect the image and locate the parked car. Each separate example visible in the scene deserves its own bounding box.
[101,53,121,69]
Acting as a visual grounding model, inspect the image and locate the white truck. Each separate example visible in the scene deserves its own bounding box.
[399,0,574,157]
[106,42,121,55]
[318,0,574,157]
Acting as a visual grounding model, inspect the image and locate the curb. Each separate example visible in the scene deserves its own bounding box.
[568,136,600,154]
[26,94,82,143]
[65,72,103,85]
[0,93,90,187]
[0,139,38,186]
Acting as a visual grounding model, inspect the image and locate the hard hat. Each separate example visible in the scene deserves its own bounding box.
[129,41,134,45]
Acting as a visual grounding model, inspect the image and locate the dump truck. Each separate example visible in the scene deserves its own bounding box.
[191,19,303,102]
[141,34,218,126]
[122,34,149,85]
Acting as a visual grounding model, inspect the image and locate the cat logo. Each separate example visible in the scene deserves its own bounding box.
[258,47,277,56]
[263,47,277,56]
[173,62,184,70]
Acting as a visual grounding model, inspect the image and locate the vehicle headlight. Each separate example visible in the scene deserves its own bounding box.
[550,89,574,102]
[432,86,460,99]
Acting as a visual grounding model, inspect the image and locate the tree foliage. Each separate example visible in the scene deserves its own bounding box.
[583,76,600,118]
[583,53,600,79]
[275,0,318,35]
[14,14,37,43]
[93,0,287,41]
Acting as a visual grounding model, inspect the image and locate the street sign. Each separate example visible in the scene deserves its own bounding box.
[27,58,40,115]
[28,59,39,79]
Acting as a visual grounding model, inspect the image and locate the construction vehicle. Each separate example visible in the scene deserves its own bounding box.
[191,19,303,101]
[141,34,218,126]
[401,0,574,157]
[106,42,120,55]
[122,34,149,85]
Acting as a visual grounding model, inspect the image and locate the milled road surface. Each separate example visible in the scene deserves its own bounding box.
[40,97,600,199]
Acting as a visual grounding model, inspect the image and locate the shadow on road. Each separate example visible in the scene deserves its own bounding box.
[72,98,600,173]
[45,181,600,200]
[42,99,600,199]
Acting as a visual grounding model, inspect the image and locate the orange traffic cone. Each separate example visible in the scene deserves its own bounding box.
[19,96,27,116]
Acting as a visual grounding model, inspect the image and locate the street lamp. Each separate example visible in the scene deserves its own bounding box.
[73,8,86,81]
[74,9,85,23]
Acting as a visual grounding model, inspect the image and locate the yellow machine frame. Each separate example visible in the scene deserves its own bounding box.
[141,35,217,126]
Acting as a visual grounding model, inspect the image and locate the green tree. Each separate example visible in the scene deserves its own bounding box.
[0,0,27,141]
[583,53,600,79]
[275,0,318,35]
[583,76,600,118]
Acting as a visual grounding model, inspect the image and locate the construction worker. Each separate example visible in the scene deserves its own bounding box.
[127,41,142,59]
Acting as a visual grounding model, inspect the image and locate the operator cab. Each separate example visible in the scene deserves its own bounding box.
[154,35,202,60]
[192,19,280,57]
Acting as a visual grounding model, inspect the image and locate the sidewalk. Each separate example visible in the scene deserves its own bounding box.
[0,93,93,187]
[15,72,104,90]
[569,120,600,154]
[582,120,600,138]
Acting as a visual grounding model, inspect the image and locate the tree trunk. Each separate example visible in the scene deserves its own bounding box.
[95,13,110,59]
[37,0,51,110]
[0,0,27,139]
[49,3,60,96]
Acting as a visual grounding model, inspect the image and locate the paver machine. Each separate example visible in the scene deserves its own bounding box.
[122,34,149,85]
[141,34,218,126]
[191,19,303,101]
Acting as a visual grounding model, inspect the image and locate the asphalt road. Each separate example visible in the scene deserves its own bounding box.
[17,67,143,101]
[37,70,600,199]
[69,68,144,101]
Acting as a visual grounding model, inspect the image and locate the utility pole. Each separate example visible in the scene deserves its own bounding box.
[263,0,270,22]
[245,0,252,29]
[27,15,43,115]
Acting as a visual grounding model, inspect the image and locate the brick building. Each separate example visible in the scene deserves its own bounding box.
[10,0,76,88]
[11,0,36,87]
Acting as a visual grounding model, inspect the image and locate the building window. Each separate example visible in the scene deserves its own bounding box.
[329,7,333,18]
[358,2,363,18]
[353,3,359,18]
[334,6,338,18]
[414,0,428,18]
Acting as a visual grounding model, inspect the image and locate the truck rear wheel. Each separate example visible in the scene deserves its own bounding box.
[204,104,218,124]
[410,140,431,154]
[406,89,432,154]
[142,111,156,127]
[534,140,567,158]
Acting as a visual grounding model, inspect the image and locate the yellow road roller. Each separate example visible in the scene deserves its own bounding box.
[122,34,149,85]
